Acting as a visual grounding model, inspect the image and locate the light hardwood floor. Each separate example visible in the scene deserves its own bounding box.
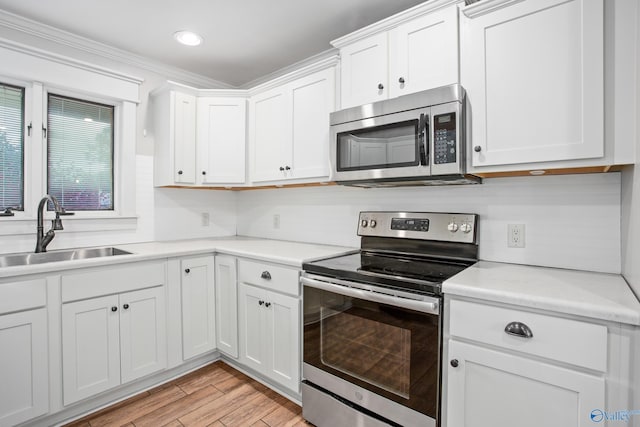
[64,361,308,427]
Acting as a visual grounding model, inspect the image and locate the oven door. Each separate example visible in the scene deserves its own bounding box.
[330,107,430,182]
[301,274,441,427]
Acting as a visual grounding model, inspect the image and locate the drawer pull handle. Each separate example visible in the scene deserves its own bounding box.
[450,359,459,368]
[261,271,272,280]
[504,321,533,338]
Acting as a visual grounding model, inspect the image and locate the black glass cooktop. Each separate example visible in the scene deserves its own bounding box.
[303,251,475,296]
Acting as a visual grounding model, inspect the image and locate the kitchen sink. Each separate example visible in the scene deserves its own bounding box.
[0,247,132,268]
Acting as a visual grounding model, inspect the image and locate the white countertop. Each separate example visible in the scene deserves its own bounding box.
[443,261,640,326]
[0,236,356,279]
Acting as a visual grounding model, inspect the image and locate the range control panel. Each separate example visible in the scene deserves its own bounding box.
[358,211,478,244]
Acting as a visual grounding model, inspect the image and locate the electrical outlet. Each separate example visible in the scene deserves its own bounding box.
[273,214,280,229]
[201,212,210,227]
[508,224,525,248]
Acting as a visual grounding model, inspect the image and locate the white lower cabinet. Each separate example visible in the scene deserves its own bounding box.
[0,308,48,426]
[238,280,300,393]
[444,297,606,427]
[62,286,166,405]
[181,256,216,360]
[215,255,238,358]
[446,340,604,427]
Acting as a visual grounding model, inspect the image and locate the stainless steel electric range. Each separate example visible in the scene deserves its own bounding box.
[301,211,479,427]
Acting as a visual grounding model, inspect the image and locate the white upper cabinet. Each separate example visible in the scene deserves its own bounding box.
[197,97,246,185]
[339,32,389,108]
[152,84,247,187]
[335,2,459,109]
[462,0,605,168]
[250,66,336,184]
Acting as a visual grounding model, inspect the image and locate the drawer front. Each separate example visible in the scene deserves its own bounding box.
[62,261,166,302]
[449,299,607,372]
[237,259,299,297]
[0,278,46,315]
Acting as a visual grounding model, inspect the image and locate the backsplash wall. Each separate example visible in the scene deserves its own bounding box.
[236,173,622,274]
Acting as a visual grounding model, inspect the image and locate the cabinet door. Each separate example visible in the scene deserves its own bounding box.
[173,91,197,184]
[238,283,268,372]
[461,0,604,167]
[250,88,290,182]
[290,68,335,180]
[181,256,216,360]
[340,32,389,109]
[446,340,604,427]
[265,290,300,393]
[0,309,48,426]
[120,287,167,383]
[197,97,246,185]
[389,6,458,98]
[62,295,121,405]
[215,255,238,358]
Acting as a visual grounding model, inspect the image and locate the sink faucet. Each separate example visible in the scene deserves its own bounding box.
[35,195,70,253]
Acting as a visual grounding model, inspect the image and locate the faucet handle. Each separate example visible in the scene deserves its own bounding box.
[58,207,74,216]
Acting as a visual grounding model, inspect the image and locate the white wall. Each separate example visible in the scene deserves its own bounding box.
[237,173,622,274]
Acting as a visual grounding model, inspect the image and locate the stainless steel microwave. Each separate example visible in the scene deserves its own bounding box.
[330,84,480,187]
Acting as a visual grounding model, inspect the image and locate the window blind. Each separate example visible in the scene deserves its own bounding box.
[0,83,24,211]
[47,94,114,211]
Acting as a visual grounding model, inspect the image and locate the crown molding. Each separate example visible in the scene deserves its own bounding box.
[331,0,461,48]
[0,9,234,89]
[460,0,526,18]
[246,50,339,95]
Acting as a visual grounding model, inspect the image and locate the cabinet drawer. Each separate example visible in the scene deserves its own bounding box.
[62,261,166,302]
[238,259,299,296]
[449,299,607,372]
[0,278,46,315]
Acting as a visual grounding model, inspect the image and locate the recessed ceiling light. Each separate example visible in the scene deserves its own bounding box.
[173,30,203,47]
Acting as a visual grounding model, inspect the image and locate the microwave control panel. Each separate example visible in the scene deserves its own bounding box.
[434,112,457,165]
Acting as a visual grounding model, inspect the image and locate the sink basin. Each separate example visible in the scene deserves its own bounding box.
[0,247,132,268]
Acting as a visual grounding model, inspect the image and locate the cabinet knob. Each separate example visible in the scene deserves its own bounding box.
[398,77,405,84]
[265,302,271,308]
[504,321,533,338]
[285,165,291,171]
[377,83,384,90]
[261,271,272,280]
[450,359,459,368]
[185,268,190,274]
[279,166,285,171]
[258,300,264,306]
[474,146,482,153]
[178,170,183,175]
[111,306,118,312]
[123,303,130,310]
[202,171,206,175]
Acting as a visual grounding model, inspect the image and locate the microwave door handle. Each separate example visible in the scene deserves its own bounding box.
[419,113,429,166]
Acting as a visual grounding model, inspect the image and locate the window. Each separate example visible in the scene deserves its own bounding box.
[47,94,114,211]
[0,83,24,211]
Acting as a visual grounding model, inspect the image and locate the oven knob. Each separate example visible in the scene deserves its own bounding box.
[447,222,459,232]
[361,219,368,228]
[369,220,377,228]
[460,223,472,233]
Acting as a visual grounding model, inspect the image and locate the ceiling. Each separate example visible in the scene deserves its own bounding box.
[0,0,427,87]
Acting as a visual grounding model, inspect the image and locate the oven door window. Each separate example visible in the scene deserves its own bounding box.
[304,286,440,419]
[336,120,419,171]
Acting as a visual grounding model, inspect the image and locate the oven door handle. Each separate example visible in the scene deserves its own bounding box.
[301,276,440,315]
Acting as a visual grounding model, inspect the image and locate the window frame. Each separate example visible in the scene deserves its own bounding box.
[45,91,116,212]
[41,86,126,220]
[0,80,26,212]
